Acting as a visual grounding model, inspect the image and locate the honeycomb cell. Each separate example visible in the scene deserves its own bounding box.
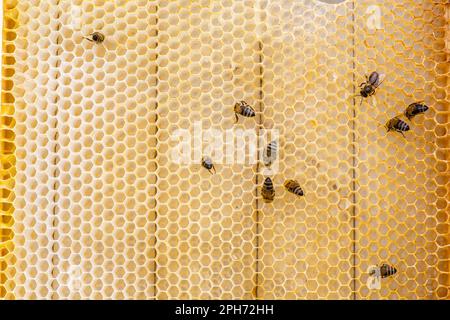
[257,0,355,299]
[1,0,449,300]
[7,0,158,299]
[1,0,19,299]
[154,0,260,299]
[353,0,449,300]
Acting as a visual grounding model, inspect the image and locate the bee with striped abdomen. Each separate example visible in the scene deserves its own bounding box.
[201,156,216,174]
[261,177,275,203]
[84,32,105,44]
[262,140,278,167]
[284,180,304,197]
[404,101,429,120]
[234,100,255,123]
[385,117,410,138]
[369,264,397,278]
[355,71,384,106]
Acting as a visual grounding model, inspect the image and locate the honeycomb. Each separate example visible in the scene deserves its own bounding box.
[1,0,449,300]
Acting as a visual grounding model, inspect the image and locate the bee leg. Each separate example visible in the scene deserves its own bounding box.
[84,37,94,42]
[234,113,239,123]
[397,130,406,138]
[212,164,216,174]
[359,75,368,87]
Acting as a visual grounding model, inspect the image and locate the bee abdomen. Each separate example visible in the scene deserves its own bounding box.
[263,178,274,191]
[235,101,256,118]
[292,186,304,196]
[242,106,255,117]
[379,264,397,278]
[266,141,278,156]
[262,177,275,202]
[284,180,304,197]
[418,105,428,113]
[263,141,278,166]
[406,103,429,119]
[395,119,410,131]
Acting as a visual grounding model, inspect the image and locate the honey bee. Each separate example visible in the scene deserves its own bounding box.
[404,101,429,120]
[261,177,275,203]
[84,32,105,44]
[234,100,255,123]
[262,140,278,167]
[385,117,410,138]
[356,71,384,106]
[201,156,216,174]
[284,180,304,197]
[369,264,397,278]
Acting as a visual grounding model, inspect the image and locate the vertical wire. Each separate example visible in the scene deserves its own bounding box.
[350,0,358,300]
[445,2,450,301]
[254,0,266,299]
[256,40,264,299]
[153,4,159,300]
[51,0,62,300]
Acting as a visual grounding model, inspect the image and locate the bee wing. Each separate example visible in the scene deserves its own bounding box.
[409,101,424,107]
[368,265,381,277]
[375,73,386,87]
